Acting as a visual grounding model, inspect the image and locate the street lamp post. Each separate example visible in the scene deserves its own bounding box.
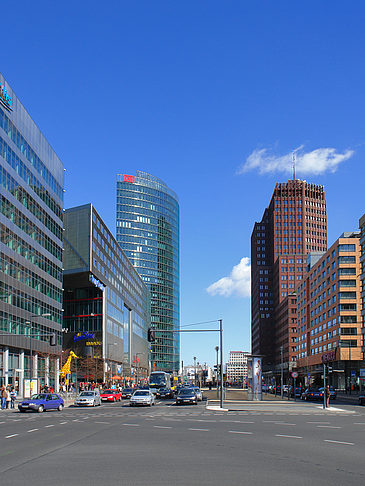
[215,346,219,398]
[25,313,51,396]
[134,353,144,386]
[280,345,284,399]
[193,356,197,386]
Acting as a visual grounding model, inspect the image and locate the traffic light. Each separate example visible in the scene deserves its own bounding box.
[49,332,57,346]
[214,364,221,374]
[148,328,155,342]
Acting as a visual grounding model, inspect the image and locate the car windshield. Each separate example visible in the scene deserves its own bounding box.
[80,392,94,397]
[123,388,133,392]
[134,391,149,396]
[179,389,194,395]
[102,390,115,394]
[31,394,47,400]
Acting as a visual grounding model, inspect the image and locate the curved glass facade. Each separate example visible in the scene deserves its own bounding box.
[116,171,179,372]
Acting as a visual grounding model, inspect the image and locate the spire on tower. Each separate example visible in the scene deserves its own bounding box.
[293,148,295,181]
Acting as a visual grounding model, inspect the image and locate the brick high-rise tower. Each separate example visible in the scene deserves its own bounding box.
[251,179,327,369]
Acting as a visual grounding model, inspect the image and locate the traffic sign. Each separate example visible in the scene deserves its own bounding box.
[291,372,298,378]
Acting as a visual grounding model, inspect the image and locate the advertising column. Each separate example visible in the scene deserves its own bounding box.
[247,355,263,401]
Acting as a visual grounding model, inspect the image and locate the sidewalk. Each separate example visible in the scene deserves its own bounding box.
[206,399,355,413]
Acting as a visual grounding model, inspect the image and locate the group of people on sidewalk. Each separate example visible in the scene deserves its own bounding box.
[1,386,17,410]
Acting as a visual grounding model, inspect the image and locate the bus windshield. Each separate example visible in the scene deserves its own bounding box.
[149,372,170,388]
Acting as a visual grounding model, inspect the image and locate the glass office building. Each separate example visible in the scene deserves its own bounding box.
[0,73,64,394]
[63,204,150,383]
[116,171,180,372]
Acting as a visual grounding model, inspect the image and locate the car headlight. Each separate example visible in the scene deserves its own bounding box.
[28,402,36,406]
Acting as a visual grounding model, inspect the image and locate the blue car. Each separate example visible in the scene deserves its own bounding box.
[18,393,64,413]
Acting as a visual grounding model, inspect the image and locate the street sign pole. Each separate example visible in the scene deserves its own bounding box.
[323,363,326,410]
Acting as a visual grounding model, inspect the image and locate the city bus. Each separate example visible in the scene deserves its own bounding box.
[148,372,171,393]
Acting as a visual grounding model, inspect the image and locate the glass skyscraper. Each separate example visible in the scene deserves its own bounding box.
[116,171,179,372]
[63,204,150,383]
[0,73,64,395]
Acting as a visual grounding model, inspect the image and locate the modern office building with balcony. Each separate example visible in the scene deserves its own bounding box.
[0,73,64,394]
[63,204,150,384]
[116,171,180,372]
[296,232,362,389]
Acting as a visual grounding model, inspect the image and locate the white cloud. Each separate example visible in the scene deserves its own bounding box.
[206,257,251,298]
[238,145,354,176]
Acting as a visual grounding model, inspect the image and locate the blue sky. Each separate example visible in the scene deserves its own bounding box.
[2,1,365,367]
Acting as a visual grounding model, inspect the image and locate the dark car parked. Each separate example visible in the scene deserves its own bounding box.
[289,386,304,398]
[359,395,365,406]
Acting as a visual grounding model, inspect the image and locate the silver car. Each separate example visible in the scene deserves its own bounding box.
[192,387,203,401]
[130,390,155,407]
[75,391,101,407]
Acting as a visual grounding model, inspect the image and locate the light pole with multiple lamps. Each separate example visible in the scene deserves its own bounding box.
[25,313,51,396]
[215,346,219,398]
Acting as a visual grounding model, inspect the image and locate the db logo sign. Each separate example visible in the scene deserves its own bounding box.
[123,174,135,183]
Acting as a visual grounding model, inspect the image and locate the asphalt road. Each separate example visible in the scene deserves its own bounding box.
[0,398,364,485]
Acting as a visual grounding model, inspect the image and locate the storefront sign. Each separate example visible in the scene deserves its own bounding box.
[321,349,336,363]
[0,83,12,111]
[73,332,95,342]
[89,274,105,291]
[123,174,135,183]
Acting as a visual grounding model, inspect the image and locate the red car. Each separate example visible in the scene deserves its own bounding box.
[100,389,122,402]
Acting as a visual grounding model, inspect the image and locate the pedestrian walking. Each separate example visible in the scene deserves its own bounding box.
[325,385,331,408]
[10,388,17,409]
[5,388,11,409]
[1,386,7,410]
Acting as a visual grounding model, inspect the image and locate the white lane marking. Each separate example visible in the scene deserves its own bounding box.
[229,431,253,435]
[45,425,55,428]
[317,425,341,429]
[27,428,39,433]
[190,419,216,423]
[122,423,140,426]
[188,428,210,431]
[59,422,67,424]
[354,423,365,425]
[274,423,296,426]
[0,421,5,424]
[307,421,330,424]
[95,421,110,424]
[221,420,254,424]
[324,440,354,446]
[275,434,302,439]
[153,426,172,429]
[5,434,18,439]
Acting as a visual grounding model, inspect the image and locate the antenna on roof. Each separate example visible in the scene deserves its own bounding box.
[293,148,295,181]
